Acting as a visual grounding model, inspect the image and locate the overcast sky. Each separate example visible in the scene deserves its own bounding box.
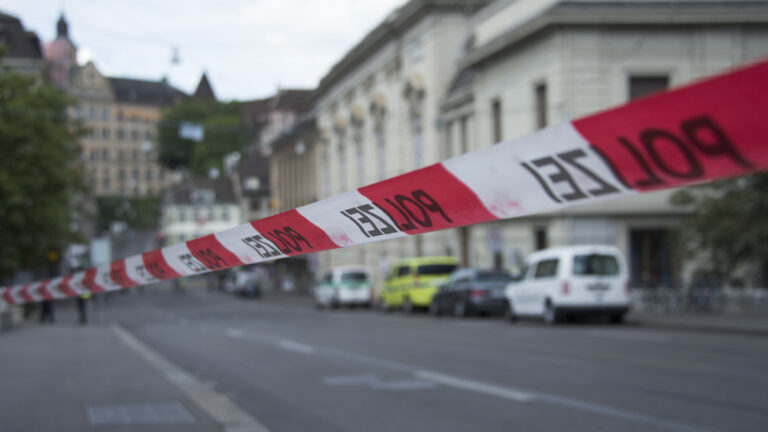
[1,0,404,100]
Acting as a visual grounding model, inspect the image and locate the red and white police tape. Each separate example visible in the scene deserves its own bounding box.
[2,59,768,307]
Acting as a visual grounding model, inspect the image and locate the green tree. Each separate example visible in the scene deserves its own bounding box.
[157,99,246,176]
[671,173,768,286]
[0,58,85,280]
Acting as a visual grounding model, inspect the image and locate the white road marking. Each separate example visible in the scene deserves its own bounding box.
[192,322,718,432]
[226,328,245,339]
[322,374,436,391]
[415,370,534,402]
[278,340,316,355]
[112,325,270,432]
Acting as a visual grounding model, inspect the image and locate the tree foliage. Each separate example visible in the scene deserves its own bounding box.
[0,59,85,279]
[671,173,768,285]
[157,99,245,176]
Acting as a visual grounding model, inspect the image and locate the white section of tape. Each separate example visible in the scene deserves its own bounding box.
[45,277,66,299]
[215,223,284,264]
[68,271,89,295]
[298,191,407,247]
[96,264,123,291]
[442,122,635,219]
[26,282,45,302]
[124,255,157,285]
[161,243,210,277]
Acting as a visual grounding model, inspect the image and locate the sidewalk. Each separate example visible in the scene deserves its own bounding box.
[628,312,768,336]
[0,303,222,432]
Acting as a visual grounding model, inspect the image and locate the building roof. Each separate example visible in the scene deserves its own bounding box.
[241,96,272,126]
[0,12,43,59]
[315,0,490,98]
[193,73,216,101]
[109,77,187,106]
[272,89,313,112]
[461,0,768,70]
[164,177,237,205]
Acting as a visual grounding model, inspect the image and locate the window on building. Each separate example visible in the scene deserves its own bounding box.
[102,176,110,191]
[222,207,230,221]
[102,148,109,160]
[376,126,386,181]
[90,149,97,160]
[534,82,547,129]
[102,128,110,140]
[355,132,364,187]
[118,169,125,180]
[492,98,502,144]
[132,149,139,161]
[409,37,423,62]
[630,229,674,287]
[117,128,125,140]
[459,116,468,154]
[338,138,347,192]
[118,150,124,161]
[146,169,153,180]
[444,121,453,159]
[629,75,669,101]
[131,130,139,141]
[102,107,109,120]
[89,106,96,119]
[412,114,423,168]
[323,147,331,197]
[534,226,548,251]
[159,170,165,181]
[144,131,152,141]
[179,209,186,222]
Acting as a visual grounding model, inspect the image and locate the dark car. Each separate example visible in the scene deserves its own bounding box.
[430,268,513,317]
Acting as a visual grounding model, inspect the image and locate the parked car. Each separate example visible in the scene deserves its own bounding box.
[430,268,513,317]
[379,256,458,312]
[505,245,630,324]
[314,266,372,308]
[228,268,262,298]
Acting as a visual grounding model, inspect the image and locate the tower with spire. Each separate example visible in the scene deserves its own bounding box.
[44,13,78,89]
[193,72,216,101]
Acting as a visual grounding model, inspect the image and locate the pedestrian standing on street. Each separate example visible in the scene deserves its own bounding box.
[77,293,90,324]
[39,300,55,323]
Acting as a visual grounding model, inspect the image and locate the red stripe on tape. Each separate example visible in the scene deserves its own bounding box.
[187,234,244,270]
[20,284,35,303]
[142,250,181,280]
[573,60,768,192]
[110,260,138,288]
[82,268,105,293]
[251,209,339,256]
[38,280,54,301]
[2,287,14,305]
[57,275,78,297]
[358,163,497,234]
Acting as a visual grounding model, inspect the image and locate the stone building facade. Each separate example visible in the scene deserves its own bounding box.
[440,0,768,287]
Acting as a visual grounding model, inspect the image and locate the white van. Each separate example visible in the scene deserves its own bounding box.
[313,266,372,308]
[504,245,630,324]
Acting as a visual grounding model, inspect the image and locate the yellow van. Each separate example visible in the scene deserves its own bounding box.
[379,256,459,312]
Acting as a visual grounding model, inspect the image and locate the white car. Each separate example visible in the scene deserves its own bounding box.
[505,245,630,324]
[313,266,372,308]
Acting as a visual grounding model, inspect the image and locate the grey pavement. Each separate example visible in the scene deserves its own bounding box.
[2,288,768,432]
[0,300,223,432]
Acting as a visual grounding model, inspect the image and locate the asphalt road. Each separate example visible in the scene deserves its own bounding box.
[78,287,764,432]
